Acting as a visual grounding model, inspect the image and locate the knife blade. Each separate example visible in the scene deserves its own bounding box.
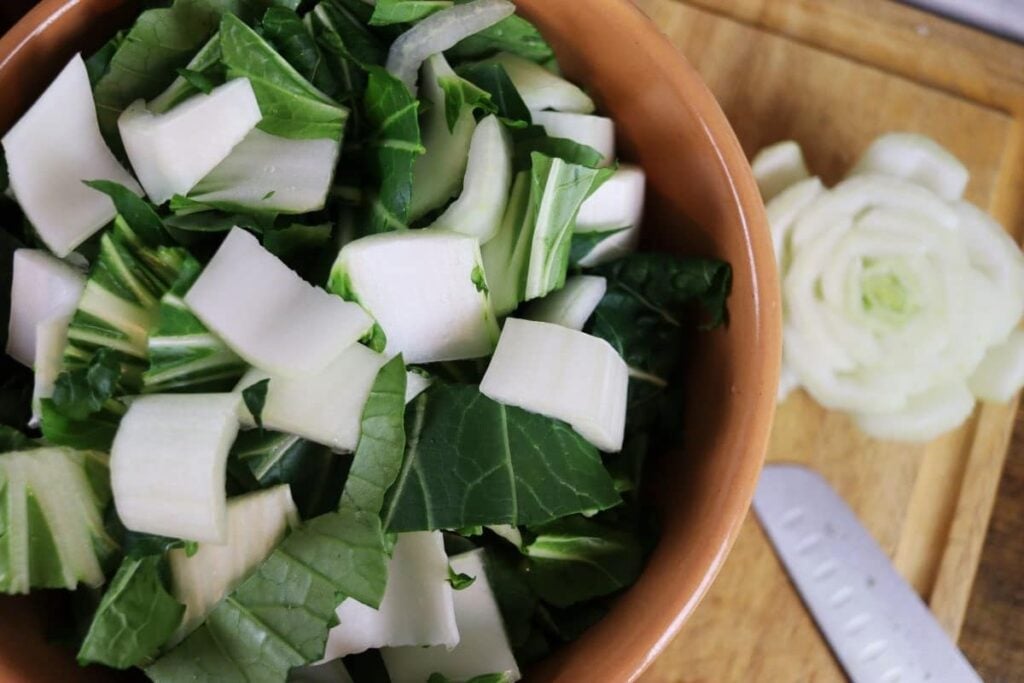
[753,464,981,683]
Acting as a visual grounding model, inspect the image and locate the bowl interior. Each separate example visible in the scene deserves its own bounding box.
[0,1,779,681]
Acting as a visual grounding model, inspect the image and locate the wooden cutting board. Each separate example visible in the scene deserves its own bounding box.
[630,0,1024,681]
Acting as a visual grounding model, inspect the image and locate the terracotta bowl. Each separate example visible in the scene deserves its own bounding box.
[0,1,780,681]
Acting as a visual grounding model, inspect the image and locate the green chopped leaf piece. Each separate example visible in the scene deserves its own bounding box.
[384,384,620,531]
[569,227,628,267]
[242,378,270,430]
[175,67,216,94]
[364,67,423,232]
[261,7,338,97]
[438,74,496,133]
[83,180,170,248]
[51,348,122,421]
[39,399,124,451]
[77,555,185,669]
[447,564,476,590]
[446,9,553,64]
[457,62,531,123]
[370,0,453,26]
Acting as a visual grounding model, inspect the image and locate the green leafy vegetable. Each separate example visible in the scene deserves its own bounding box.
[175,67,216,94]
[261,7,338,96]
[50,348,123,421]
[512,125,606,170]
[371,0,453,26]
[457,61,531,123]
[384,384,620,531]
[77,555,185,669]
[84,31,124,86]
[438,74,496,133]
[219,13,349,140]
[144,507,387,682]
[446,9,553,64]
[522,515,644,607]
[0,426,32,453]
[229,430,344,519]
[569,227,627,267]
[38,399,124,451]
[0,448,116,594]
[149,34,225,114]
[447,564,476,590]
[364,67,423,232]
[241,378,271,430]
[83,180,171,247]
[142,260,246,394]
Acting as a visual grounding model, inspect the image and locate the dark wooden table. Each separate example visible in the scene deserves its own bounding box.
[0,1,1021,680]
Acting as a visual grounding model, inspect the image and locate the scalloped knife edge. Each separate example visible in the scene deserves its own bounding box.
[753,463,982,683]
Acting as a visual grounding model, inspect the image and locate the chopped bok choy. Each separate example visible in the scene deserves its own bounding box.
[2,54,141,258]
[110,393,241,543]
[382,549,520,683]
[573,164,646,267]
[330,231,499,363]
[185,227,372,376]
[6,249,85,367]
[763,134,1024,441]
[0,448,115,593]
[321,531,457,660]
[524,275,607,330]
[530,111,615,167]
[487,52,594,113]
[480,318,628,452]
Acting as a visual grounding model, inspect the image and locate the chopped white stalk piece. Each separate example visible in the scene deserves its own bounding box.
[854,382,975,442]
[410,54,477,221]
[524,275,606,330]
[480,318,628,452]
[969,330,1024,403]
[574,165,646,267]
[31,315,72,424]
[386,0,515,94]
[169,485,298,643]
[849,132,969,201]
[190,129,340,214]
[490,53,594,113]
[382,549,521,683]
[235,344,389,452]
[321,532,457,660]
[118,78,262,204]
[2,54,141,257]
[111,394,241,543]
[751,140,811,203]
[428,115,513,243]
[530,111,615,167]
[576,164,645,232]
[330,231,499,364]
[7,249,85,366]
[185,228,372,377]
[405,370,433,404]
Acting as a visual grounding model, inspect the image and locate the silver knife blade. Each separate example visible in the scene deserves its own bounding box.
[753,464,981,683]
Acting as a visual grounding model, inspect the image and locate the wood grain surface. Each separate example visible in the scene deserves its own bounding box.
[0,0,1021,681]
[630,0,1024,681]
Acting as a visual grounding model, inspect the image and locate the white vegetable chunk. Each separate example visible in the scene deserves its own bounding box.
[428,115,513,243]
[185,228,372,377]
[405,370,433,404]
[321,531,457,660]
[969,330,1024,403]
[490,53,594,113]
[111,394,241,543]
[849,132,969,202]
[750,140,810,203]
[386,0,515,94]
[574,165,646,267]
[854,382,975,442]
[7,249,85,367]
[31,315,72,424]
[235,343,389,452]
[2,54,141,257]
[764,176,825,273]
[480,318,628,451]
[330,231,500,364]
[410,54,477,221]
[118,78,262,204]
[524,275,607,330]
[382,549,521,683]
[530,110,615,167]
[169,485,298,644]
[191,128,340,214]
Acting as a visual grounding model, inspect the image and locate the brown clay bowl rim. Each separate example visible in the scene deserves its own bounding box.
[0,1,780,680]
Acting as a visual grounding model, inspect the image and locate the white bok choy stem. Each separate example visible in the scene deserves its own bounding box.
[488,52,594,113]
[386,0,515,94]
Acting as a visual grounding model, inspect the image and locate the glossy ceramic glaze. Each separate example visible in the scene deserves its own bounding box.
[0,1,780,681]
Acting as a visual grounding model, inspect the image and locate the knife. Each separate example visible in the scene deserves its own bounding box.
[753,464,982,683]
